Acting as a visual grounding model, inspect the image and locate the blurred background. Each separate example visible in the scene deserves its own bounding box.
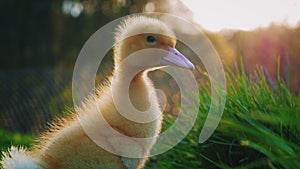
[0,0,299,135]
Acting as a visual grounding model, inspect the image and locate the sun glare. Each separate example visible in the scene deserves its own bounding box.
[181,0,300,31]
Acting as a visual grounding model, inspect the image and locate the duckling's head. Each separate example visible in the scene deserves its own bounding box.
[114,16,194,71]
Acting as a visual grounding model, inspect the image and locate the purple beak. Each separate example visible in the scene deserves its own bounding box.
[161,47,195,70]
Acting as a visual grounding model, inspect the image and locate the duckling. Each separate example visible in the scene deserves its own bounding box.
[1,16,194,169]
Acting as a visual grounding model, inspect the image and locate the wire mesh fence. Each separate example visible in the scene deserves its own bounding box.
[0,69,73,133]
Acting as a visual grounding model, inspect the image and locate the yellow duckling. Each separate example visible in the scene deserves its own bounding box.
[1,16,194,169]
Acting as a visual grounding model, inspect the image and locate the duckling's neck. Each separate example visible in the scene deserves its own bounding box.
[114,66,154,112]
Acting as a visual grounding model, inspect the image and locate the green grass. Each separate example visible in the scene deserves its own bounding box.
[0,129,34,159]
[1,61,299,169]
[146,62,300,168]
[0,129,34,168]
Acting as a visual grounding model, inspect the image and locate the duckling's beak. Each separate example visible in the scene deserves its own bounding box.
[161,47,195,70]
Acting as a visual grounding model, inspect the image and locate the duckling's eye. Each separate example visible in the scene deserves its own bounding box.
[146,35,157,43]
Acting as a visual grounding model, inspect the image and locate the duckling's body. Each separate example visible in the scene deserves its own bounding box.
[32,74,160,169]
[1,16,194,169]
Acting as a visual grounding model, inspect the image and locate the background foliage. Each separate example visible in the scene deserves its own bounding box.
[0,0,299,168]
